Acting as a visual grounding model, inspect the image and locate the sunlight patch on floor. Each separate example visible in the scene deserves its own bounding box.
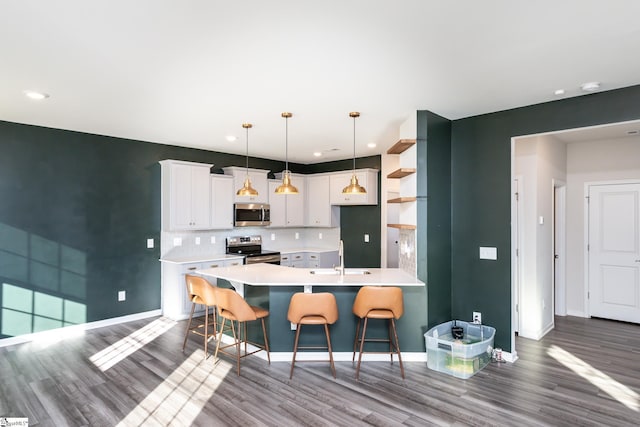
[90,317,176,371]
[116,349,232,426]
[547,345,639,411]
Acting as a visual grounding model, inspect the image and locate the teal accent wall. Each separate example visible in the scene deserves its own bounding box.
[450,84,640,352]
[0,120,294,338]
[0,120,380,339]
[416,111,452,328]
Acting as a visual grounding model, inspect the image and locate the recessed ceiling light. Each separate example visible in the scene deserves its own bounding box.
[367,142,377,148]
[313,152,322,157]
[554,89,565,96]
[23,90,49,100]
[580,82,601,92]
[225,135,237,142]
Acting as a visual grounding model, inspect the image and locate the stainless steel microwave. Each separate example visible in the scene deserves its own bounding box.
[234,203,271,227]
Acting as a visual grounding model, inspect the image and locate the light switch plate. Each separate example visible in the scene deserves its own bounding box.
[479,246,497,260]
[211,236,216,244]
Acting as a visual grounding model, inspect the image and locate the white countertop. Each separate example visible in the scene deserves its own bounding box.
[159,253,245,264]
[196,263,424,288]
[273,247,338,255]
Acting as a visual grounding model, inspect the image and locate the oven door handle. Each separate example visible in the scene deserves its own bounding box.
[246,254,280,264]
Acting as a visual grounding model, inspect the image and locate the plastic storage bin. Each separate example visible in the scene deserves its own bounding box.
[424,320,495,379]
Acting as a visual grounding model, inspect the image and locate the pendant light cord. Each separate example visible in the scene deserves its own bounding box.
[285,116,289,171]
[352,115,356,173]
[245,126,249,174]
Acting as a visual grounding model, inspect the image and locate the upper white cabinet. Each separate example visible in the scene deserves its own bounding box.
[329,169,379,205]
[305,174,340,227]
[268,178,305,227]
[270,172,305,227]
[160,160,212,231]
[210,174,234,229]
[222,166,270,204]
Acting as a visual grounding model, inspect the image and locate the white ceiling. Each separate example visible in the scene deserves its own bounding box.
[2,1,640,164]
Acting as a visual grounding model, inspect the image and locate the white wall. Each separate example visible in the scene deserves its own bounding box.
[514,134,566,339]
[565,136,640,316]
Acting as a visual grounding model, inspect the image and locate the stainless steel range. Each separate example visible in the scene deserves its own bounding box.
[225,235,281,265]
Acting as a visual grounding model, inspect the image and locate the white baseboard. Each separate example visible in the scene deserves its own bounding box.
[0,309,162,348]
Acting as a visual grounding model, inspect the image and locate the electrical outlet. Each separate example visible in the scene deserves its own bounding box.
[211,236,216,244]
[195,237,201,245]
[364,233,369,243]
[473,311,482,324]
[318,232,323,240]
[271,233,275,241]
[118,291,126,302]
[290,322,297,331]
[146,238,154,249]
[295,232,299,240]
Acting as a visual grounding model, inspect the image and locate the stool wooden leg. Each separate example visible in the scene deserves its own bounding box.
[203,306,210,359]
[352,318,362,362]
[231,320,240,376]
[182,302,196,351]
[390,318,405,379]
[355,317,369,381]
[290,324,302,379]
[324,324,336,378]
[260,318,271,364]
[214,317,226,361]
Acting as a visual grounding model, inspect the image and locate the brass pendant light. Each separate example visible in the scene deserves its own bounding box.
[275,112,299,194]
[237,123,259,196]
[342,111,366,194]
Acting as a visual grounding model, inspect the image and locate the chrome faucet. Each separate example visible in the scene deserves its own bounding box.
[335,239,345,275]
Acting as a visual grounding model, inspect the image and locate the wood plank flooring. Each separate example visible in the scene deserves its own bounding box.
[1,315,639,426]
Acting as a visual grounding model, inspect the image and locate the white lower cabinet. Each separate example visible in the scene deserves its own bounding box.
[280,251,339,269]
[162,257,243,320]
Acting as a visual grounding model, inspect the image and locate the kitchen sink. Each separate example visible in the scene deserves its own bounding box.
[309,268,371,275]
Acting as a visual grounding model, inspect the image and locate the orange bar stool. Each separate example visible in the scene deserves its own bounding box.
[182,274,218,359]
[352,286,405,381]
[213,287,270,376]
[287,292,339,379]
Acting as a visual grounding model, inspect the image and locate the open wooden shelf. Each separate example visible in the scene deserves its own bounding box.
[387,224,417,230]
[387,196,416,204]
[387,168,416,179]
[386,139,416,155]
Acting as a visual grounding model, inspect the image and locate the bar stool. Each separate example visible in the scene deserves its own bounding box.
[352,286,404,381]
[182,274,218,359]
[287,292,339,379]
[213,287,270,376]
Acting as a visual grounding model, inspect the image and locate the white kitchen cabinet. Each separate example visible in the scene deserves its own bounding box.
[161,257,243,320]
[210,174,234,229]
[222,166,270,204]
[160,160,212,231]
[305,174,340,227]
[270,173,305,227]
[307,251,340,268]
[329,169,379,206]
[280,253,308,268]
[289,252,306,268]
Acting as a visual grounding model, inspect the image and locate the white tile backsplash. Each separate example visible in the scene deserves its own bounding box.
[161,227,341,258]
[398,229,416,275]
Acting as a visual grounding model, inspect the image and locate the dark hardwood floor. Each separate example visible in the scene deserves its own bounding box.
[1,315,639,426]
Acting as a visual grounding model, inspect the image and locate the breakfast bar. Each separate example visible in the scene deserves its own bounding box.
[196,263,428,355]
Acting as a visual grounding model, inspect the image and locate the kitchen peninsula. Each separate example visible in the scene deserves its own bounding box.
[197,263,428,356]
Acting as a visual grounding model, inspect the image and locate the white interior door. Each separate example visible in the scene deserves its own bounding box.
[588,182,640,323]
